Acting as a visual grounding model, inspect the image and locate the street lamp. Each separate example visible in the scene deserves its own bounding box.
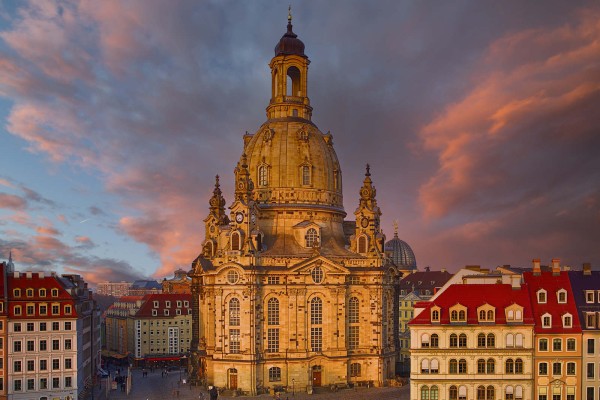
[292,379,295,397]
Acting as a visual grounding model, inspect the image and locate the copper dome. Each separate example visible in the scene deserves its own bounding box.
[274,20,306,57]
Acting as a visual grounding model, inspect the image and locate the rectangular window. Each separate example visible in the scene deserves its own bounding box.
[13,323,21,332]
[567,362,576,375]
[267,328,279,353]
[311,327,322,352]
[40,340,47,351]
[348,326,359,350]
[26,305,34,315]
[553,362,562,376]
[553,339,562,351]
[14,360,22,372]
[65,376,72,388]
[52,339,60,351]
[267,276,280,285]
[14,380,22,391]
[567,338,576,351]
[587,363,595,379]
[65,321,71,330]
[27,360,35,371]
[40,359,47,371]
[229,329,240,354]
[539,339,548,351]
[587,313,596,329]
[27,379,34,390]
[587,388,594,400]
[65,358,72,369]
[40,378,48,389]
[586,291,595,303]
[52,305,59,314]
[39,305,47,315]
[539,363,548,375]
[52,322,59,331]
[40,322,46,331]
[52,377,59,389]
[52,359,60,370]
[13,340,21,352]
[588,338,595,354]
[26,322,34,331]
[64,339,72,350]
[27,340,34,351]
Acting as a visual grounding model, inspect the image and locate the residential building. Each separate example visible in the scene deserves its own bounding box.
[569,264,600,400]
[397,268,452,375]
[128,280,161,296]
[524,259,582,400]
[95,281,131,298]
[103,296,144,358]
[189,13,399,395]
[409,282,535,400]
[161,269,191,294]
[4,268,99,400]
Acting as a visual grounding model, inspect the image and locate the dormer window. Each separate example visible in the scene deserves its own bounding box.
[305,228,319,248]
[542,313,552,328]
[165,301,171,308]
[459,311,466,320]
[39,289,46,297]
[26,288,34,297]
[153,301,159,308]
[450,305,467,322]
[537,289,547,304]
[51,288,59,297]
[586,291,595,303]
[557,289,567,304]
[164,309,169,316]
[431,307,440,322]
[562,313,572,328]
[13,289,21,297]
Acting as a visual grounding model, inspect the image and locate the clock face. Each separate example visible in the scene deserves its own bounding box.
[235,212,244,223]
[361,217,369,228]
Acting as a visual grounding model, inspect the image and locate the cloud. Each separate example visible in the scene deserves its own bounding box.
[35,225,60,236]
[0,193,27,210]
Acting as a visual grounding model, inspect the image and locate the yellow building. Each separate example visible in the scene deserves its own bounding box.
[104,296,144,357]
[189,13,399,395]
[162,269,191,294]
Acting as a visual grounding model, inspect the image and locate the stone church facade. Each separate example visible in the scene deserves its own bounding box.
[189,14,399,395]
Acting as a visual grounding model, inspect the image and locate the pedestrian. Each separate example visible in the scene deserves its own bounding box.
[209,385,218,400]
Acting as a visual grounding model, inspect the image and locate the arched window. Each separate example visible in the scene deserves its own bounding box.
[478,333,486,347]
[505,359,514,374]
[515,358,523,373]
[311,297,322,325]
[430,359,439,374]
[431,386,439,400]
[204,241,214,257]
[348,297,359,323]
[459,333,467,348]
[487,386,495,400]
[421,359,430,373]
[507,310,514,320]
[487,310,494,320]
[432,310,440,321]
[287,66,301,96]
[449,386,458,400]
[305,228,318,247]
[267,298,279,325]
[229,298,240,326]
[349,362,361,377]
[449,359,458,374]
[478,386,486,400]
[515,310,522,320]
[231,232,240,251]
[515,386,523,400]
[506,333,514,347]
[421,334,430,348]
[421,386,430,400]
[302,165,311,185]
[458,359,467,374]
[479,310,486,320]
[506,386,514,400]
[459,386,467,400]
[431,334,439,348]
[477,359,486,374]
[358,236,367,253]
[459,310,466,320]
[268,367,281,382]
[515,334,523,347]
[258,165,268,186]
[487,334,495,348]
[487,358,495,374]
[450,334,458,348]
[451,310,458,321]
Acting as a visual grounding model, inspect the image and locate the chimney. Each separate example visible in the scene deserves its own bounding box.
[38,272,44,279]
[13,271,20,278]
[552,258,561,276]
[532,259,541,276]
[583,263,592,276]
[511,274,521,290]
[26,271,32,279]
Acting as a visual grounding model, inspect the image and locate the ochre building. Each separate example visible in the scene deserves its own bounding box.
[189,14,399,395]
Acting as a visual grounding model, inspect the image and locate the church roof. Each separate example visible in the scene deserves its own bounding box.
[384,229,417,269]
[274,12,306,57]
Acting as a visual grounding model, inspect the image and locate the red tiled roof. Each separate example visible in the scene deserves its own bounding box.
[135,293,192,318]
[523,271,582,333]
[409,283,534,325]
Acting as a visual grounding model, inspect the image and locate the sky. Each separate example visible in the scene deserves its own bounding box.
[1,0,599,286]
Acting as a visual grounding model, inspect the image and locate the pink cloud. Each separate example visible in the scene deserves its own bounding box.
[35,225,60,236]
[0,193,27,210]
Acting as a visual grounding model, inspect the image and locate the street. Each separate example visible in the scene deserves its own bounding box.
[94,368,410,400]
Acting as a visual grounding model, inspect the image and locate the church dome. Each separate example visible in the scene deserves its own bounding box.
[242,121,343,211]
[274,17,305,57]
[385,230,417,269]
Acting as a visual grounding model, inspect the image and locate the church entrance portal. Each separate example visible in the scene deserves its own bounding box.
[312,365,322,387]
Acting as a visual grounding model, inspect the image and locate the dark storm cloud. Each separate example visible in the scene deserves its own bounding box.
[0,0,598,275]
